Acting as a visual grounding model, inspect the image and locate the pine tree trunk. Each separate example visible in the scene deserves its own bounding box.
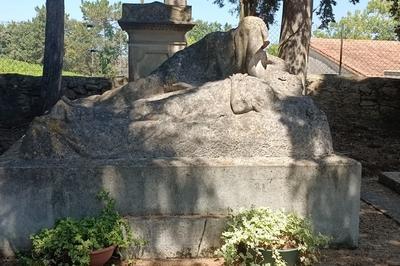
[40,0,65,113]
[278,0,313,79]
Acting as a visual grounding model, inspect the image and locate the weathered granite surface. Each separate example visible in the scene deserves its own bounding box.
[11,73,332,160]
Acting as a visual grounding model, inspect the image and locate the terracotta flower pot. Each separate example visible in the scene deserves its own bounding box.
[89,245,116,266]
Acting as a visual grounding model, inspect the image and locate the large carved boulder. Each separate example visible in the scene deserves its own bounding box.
[2,17,332,160]
[15,72,332,160]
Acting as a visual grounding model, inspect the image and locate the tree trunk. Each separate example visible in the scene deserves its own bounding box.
[40,0,65,114]
[278,0,313,81]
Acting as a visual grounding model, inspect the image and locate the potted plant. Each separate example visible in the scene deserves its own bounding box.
[218,207,330,266]
[26,191,145,266]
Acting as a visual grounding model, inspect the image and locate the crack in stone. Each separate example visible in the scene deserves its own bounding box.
[196,218,208,257]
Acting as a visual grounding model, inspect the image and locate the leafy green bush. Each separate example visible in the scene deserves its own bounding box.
[218,208,330,266]
[0,57,81,76]
[267,44,279,57]
[27,191,145,265]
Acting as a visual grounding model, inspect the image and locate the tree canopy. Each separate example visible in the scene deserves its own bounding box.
[212,0,281,26]
[186,20,233,45]
[390,0,400,37]
[80,0,126,76]
[314,0,398,40]
[212,0,361,28]
[0,0,126,77]
[0,6,46,64]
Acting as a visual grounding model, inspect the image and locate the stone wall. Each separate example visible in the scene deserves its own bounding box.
[307,74,400,127]
[0,74,127,154]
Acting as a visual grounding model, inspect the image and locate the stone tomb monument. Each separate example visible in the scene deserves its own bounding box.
[0,17,360,258]
[118,0,194,81]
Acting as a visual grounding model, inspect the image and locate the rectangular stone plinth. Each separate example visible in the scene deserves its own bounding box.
[0,155,361,258]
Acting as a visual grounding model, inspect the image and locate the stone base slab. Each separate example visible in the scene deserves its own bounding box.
[379,172,400,194]
[0,155,361,258]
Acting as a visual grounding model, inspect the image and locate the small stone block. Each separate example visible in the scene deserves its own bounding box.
[165,0,187,5]
[379,172,400,194]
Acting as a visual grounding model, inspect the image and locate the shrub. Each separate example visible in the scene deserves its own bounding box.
[218,207,330,265]
[27,191,145,265]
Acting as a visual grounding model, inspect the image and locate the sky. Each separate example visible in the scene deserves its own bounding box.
[0,0,368,42]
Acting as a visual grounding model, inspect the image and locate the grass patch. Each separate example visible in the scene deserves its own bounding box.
[0,57,82,76]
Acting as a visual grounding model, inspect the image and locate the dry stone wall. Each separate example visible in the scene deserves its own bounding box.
[307,74,400,127]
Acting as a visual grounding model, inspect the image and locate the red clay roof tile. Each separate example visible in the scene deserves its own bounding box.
[310,38,400,77]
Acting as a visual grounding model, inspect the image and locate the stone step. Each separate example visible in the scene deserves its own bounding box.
[361,177,400,224]
[379,172,400,194]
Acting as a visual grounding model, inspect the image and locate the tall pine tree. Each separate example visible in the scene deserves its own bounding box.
[40,0,64,113]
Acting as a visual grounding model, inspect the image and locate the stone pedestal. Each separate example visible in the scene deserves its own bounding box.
[0,155,360,257]
[118,2,195,81]
[165,0,187,6]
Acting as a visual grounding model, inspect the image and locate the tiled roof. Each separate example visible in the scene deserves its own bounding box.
[310,38,400,77]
